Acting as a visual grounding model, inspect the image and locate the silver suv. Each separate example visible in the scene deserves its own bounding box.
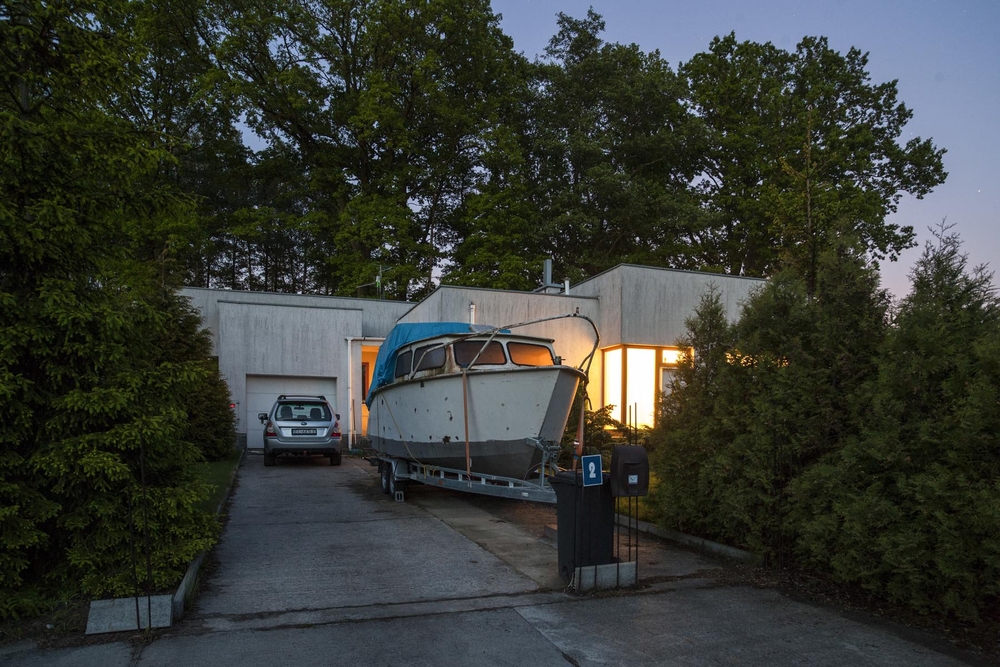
[257,395,342,466]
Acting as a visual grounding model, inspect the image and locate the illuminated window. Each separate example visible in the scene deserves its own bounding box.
[603,348,622,423]
[508,342,554,366]
[661,349,684,365]
[602,345,692,428]
[627,348,656,427]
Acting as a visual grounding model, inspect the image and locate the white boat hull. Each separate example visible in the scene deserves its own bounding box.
[367,366,583,479]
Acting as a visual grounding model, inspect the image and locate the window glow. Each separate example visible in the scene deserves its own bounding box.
[508,342,554,366]
[626,348,656,428]
[661,348,684,365]
[603,348,622,423]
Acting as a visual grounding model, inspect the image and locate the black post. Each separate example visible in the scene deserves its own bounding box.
[139,440,153,631]
[127,489,141,630]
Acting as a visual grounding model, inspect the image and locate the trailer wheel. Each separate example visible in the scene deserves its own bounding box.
[380,462,392,494]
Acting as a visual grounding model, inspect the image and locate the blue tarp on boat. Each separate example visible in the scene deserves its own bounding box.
[366,322,503,408]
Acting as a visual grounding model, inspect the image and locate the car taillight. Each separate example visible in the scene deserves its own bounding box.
[265,421,277,436]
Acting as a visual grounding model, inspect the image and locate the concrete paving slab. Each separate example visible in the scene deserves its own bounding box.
[140,608,572,667]
[0,641,133,667]
[573,561,636,592]
[190,456,536,619]
[515,586,970,667]
[411,491,566,590]
[191,589,570,633]
[85,595,172,634]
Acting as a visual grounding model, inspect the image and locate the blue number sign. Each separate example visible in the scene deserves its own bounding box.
[581,454,603,487]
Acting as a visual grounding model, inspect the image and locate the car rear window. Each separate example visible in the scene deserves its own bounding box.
[508,342,555,366]
[276,402,331,421]
[454,341,506,367]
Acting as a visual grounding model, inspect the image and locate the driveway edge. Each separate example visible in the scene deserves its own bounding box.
[172,447,245,621]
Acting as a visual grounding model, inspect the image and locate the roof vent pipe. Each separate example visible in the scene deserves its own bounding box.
[543,258,553,287]
[564,279,570,295]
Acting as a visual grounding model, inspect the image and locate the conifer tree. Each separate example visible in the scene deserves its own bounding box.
[1,0,219,616]
[789,225,1000,620]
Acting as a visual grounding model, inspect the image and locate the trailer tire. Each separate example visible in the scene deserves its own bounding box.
[380,462,392,494]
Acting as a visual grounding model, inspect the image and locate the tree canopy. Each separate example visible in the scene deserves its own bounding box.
[682,34,947,292]
[115,6,947,297]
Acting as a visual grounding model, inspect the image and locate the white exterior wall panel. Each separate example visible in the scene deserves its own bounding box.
[181,287,412,355]
[569,269,623,347]
[217,301,361,436]
[573,265,762,347]
[617,266,762,345]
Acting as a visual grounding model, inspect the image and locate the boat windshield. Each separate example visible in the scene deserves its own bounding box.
[394,351,412,378]
[414,345,447,371]
[454,341,506,367]
[507,342,555,366]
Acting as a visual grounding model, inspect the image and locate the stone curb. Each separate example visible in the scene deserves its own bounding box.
[171,447,245,621]
[614,514,759,563]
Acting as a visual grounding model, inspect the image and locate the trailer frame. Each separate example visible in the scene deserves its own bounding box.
[369,437,560,504]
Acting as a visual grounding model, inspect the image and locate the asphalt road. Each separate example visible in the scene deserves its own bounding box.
[0,454,981,666]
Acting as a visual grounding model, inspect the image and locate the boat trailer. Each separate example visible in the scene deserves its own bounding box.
[369,437,560,504]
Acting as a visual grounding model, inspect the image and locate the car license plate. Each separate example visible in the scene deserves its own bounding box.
[291,428,317,435]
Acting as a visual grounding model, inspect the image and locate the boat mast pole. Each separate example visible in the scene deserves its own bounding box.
[463,369,471,476]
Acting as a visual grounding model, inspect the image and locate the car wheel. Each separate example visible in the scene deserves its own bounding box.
[330,451,342,466]
[380,462,392,494]
[264,451,275,467]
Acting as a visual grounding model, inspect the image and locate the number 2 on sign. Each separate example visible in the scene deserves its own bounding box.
[588,461,596,478]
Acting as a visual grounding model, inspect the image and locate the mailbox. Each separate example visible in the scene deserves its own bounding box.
[610,445,649,497]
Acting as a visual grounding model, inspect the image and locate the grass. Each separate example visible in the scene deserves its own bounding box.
[192,452,241,515]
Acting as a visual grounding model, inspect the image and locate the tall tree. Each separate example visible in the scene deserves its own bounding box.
[1,0,218,615]
[211,0,521,298]
[518,10,704,283]
[682,34,947,289]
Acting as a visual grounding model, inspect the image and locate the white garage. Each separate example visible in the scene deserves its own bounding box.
[180,288,414,447]
[244,375,338,450]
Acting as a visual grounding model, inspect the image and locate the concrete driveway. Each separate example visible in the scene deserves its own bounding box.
[1,454,983,666]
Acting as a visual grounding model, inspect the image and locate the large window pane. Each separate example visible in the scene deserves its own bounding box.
[626,348,656,428]
[603,348,622,423]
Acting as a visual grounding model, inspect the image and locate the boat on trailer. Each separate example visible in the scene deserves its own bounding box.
[365,315,598,496]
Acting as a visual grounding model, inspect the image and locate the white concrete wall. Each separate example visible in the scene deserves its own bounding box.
[572,265,763,347]
[181,288,412,354]
[180,288,413,439]
[217,301,361,434]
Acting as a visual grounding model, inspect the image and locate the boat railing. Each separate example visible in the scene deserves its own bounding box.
[405,312,601,382]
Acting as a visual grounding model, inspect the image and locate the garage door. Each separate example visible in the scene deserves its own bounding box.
[245,375,338,450]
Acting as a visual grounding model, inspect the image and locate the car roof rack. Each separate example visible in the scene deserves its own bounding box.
[277,394,326,400]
